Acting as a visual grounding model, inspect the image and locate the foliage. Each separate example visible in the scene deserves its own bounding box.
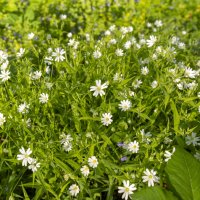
[132,147,200,200]
[0,0,200,199]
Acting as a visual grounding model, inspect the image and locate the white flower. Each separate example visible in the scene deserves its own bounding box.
[60,14,67,20]
[113,73,123,81]
[177,82,184,90]
[17,147,33,166]
[141,66,149,75]
[69,184,80,197]
[186,132,200,146]
[133,79,142,89]
[197,60,200,67]
[139,39,146,45]
[139,58,149,65]
[68,39,75,46]
[80,165,90,176]
[129,91,135,97]
[120,27,129,35]
[26,118,31,127]
[93,50,102,59]
[140,129,152,144]
[28,159,40,172]
[178,42,185,49]
[45,66,50,74]
[115,49,124,56]
[90,80,108,97]
[164,147,176,162]
[0,113,6,126]
[60,133,73,144]
[46,82,53,90]
[18,103,29,114]
[44,56,53,65]
[52,47,65,62]
[118,180,137,200]
[156,46,162,54]
[0,70,10,82]
[0,50,8,62]
[187,81,198,90]
[63,142,72,152]
[17,48,25,58]
[109,25,116,31]
[73,41,79,50]
[146,22,152,28]
[109,39,117,45]
[28,32,35,40]
[136,43,141,49]
[67,32,72,38]
[85,33,90,41]
[151,80,158,88]
[88,156,98,168]
[146,35,157,47]
[39,93,49,104]
[105,30,111,36]
[47,47,53,53]
[194,152,200,161]
[152,53,158,60]
[154,20,163,27]
[101,113,113,126]
[127,26,133,32]
[60,133,73,152]
[131,37,136,44]
[119,100,132,111]
[127,141,139,153]
[1,60,9,70]
[30,70,42,80]
[171,36,179,45]
[184,67,197,78]
[124,41,132,49]
[174,78,180,83]
[142,169,159,187]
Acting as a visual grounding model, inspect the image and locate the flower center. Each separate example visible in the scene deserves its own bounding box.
[105,117,110,122]
[96,86,102,92]
[148,174,153,179]
[25,154,29,158]
[125,187,130,192]
[92,160,97,164]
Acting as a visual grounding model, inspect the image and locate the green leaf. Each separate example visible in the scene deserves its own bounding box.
[106,176,115,200]
[66,159,80,170]
[89,144,95,156]
[170,100,180,133]
[54,157,73,174]
[37,172,59,199]
[71,102,81,132]
[164,93,170,109]
[132,186,178,200]
[79,117,99,121]
[165,147,200,200]
[58,183,70,198]
[21,184,31,200]
[33,188,44,200]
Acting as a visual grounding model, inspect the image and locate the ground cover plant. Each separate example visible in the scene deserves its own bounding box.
[0,0,200,199]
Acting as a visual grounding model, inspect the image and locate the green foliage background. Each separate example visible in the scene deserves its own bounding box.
[0,0,200,199]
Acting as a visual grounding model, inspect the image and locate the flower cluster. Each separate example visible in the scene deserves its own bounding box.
[60,133,73,152]
[0,1,199,199]
[17,147,40,172]
[118,168,159,199]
